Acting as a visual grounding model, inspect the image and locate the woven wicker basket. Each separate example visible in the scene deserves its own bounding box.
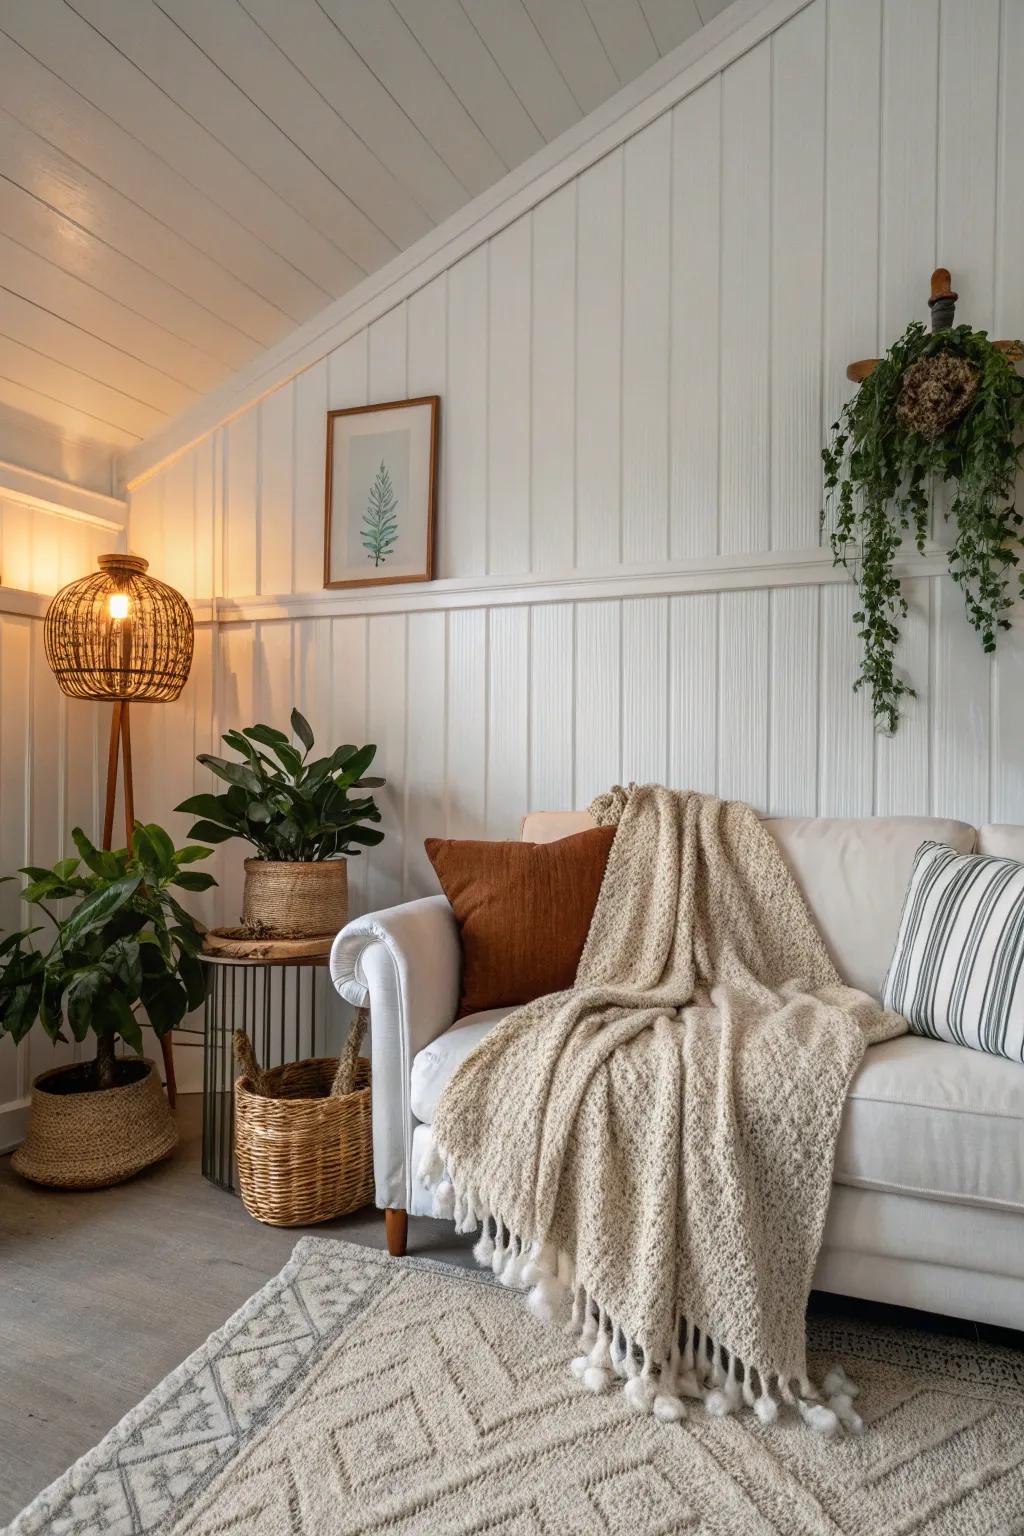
[11,1059,177,1189]
[241,858,348,939]
[233,1019,373,1227]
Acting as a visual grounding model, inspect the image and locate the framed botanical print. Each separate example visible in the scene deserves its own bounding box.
[323,395,439,589]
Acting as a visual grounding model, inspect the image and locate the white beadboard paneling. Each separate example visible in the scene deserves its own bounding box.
[529,603,574,811]
[931,578,991,825]
[405,609,447,894]
[406,277,447,398]
[574,600,621,805]
[719,41,771,555]
[254,619,293,731]
[879,0,938,341]
[621,115,671,565]
[875,577,931,817]
[294,359,331,594]
[193,436,216,602]
[770,0,825,550]
[768,586,817,816]
[822,0,881,473]
[461,0,581,142]
[259,384,295,598]
[531,184,576,574]
[640,0,702,56]
[992,612,1024,825]
[0,615,32,1142]
[668,593,717,795]
[393,0,543,171]
[322,0,507,197]
[368,306,408,402]
[365,613,407,912]
[522,0,619,115]
[670,79,720,561]
[717,589,768,807]
[818,583,874,817]
[238,0,467,225]
[443,249,488,578]
[446,608,487,839]
[108,0,1024,966]
[936,0,1000,329]
[582,0,658,82]
[575,149,623,570]
[223,408,259,601]
[215,622,256,927]
[330,613,369,915]
[142,452,184,600]
[622,596,668,785]
[487,218,532,577]
[487,605,529,837]
[294,618,333,739]
[996,0,1024,340]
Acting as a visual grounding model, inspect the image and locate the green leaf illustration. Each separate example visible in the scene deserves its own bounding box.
[362,459,399,567]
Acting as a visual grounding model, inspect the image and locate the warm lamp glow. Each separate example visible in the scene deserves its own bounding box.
[43,552,193,703]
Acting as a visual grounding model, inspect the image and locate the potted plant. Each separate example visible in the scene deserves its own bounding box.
[822,290,1024,732]
[176,709,384,940]
[0,823,214,1188]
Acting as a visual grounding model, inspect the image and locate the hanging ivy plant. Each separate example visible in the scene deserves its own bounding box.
[821,320,1024,732]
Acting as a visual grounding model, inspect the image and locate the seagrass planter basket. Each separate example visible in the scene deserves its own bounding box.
[232,1017,373,1227]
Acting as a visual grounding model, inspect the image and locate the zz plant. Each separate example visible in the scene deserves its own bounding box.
[822,321,1024,732]
[176,708,385,862]
[0,825,214,1090]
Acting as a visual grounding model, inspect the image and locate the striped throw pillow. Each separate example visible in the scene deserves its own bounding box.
[883,841,1024,1062]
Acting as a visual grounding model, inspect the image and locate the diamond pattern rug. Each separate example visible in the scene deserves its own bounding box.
[7,1238,1024,1535]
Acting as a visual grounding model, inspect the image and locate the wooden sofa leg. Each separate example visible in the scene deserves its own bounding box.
[385,1208,408,1257]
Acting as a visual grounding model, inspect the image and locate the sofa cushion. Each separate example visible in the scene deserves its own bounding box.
[412,1013,1024,1214]
[410,1008,511,1124]
[837,1033,1024,1212]
[521,810,977,997]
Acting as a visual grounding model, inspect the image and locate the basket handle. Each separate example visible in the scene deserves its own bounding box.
[233,1030,266,1092]
[330,1007,368,1098]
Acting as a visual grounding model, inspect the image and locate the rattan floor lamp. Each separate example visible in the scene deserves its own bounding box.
[44,553,195,1107]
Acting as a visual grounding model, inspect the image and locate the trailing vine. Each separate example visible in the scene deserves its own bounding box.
[822,320,1024,732]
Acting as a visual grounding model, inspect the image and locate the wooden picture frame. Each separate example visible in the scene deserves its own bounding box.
[323,396,439,590]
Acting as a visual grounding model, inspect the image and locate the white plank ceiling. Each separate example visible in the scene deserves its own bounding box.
[0,0,730,466]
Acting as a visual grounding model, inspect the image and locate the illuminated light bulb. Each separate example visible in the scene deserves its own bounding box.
[108,592,130,620]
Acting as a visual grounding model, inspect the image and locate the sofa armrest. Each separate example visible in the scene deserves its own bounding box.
[330,895,460,1210]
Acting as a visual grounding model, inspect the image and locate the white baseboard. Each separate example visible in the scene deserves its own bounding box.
[0,1097,30,1154]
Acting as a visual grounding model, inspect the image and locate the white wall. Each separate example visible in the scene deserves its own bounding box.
[124,0,1024,942]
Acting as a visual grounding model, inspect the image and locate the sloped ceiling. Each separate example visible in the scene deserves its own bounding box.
[0,0,730,470]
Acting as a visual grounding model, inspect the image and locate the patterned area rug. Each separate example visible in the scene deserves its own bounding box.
[7,1237,1024,1536]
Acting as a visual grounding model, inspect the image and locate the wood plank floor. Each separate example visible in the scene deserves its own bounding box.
[3,1094,1020,1526]
[0,1093,473,1526]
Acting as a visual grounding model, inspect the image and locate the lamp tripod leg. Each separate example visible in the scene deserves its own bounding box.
[101,700,177,1111]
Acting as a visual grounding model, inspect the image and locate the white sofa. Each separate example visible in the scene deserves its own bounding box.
[330,812,1024,1332]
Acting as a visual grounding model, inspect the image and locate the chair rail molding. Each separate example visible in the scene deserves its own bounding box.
[192,542,956,627]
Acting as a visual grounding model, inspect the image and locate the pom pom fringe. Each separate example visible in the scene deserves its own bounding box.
[444,1162,863,1438]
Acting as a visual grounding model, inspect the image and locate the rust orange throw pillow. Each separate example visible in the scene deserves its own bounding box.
[425,827,616,1017]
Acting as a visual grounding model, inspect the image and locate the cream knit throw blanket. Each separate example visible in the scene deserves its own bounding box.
[425,787,906,1431]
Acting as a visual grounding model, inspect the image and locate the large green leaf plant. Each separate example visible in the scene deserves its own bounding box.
[176,708,385,862]
[0,825,215,1090]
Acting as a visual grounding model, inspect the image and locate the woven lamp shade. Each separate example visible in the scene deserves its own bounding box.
[44,553,194,703]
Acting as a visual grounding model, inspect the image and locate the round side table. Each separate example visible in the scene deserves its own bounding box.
[199,938,333,1193]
